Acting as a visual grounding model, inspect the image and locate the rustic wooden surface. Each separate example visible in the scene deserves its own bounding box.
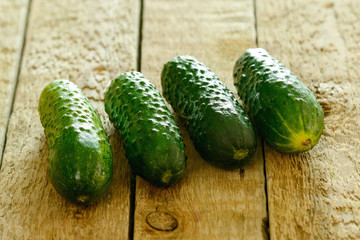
[0,0,139,239]
[257,0,360,239]
[134,0,267,239]
[0,0,359,239]
[0,0,29,164]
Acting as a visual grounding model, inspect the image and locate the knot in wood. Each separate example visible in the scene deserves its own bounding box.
[146,211,178,231]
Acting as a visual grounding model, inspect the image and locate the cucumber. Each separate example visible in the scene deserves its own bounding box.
[233,48,324,153]
[104,71,186,187]
[161,56,257,169]
[38,80,113,205]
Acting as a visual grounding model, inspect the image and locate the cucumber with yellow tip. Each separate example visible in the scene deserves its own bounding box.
[233,48,324,153]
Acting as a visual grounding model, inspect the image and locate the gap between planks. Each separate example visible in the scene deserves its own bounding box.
[253,0,259,47]
[0,0,32,170]
[129,1,145,239]
[253,0,270,237]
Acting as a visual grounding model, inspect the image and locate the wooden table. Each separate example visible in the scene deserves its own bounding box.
[0,0,359,239]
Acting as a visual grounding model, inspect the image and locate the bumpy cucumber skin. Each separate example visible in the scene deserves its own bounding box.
[233,48,324,153]
[104,72,186,187]
[161,56,257,170]
[38,80,113,205]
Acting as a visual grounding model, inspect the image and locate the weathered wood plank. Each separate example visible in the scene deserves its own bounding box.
[134,0,267,239]
[0,0,140,239]
[0,0,29,164]
[257,0,360,239]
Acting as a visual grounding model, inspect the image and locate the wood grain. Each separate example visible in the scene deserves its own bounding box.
[134,0,267,239]
[257,0,360,239]
[0,0,29,164]
[0,0,140,239]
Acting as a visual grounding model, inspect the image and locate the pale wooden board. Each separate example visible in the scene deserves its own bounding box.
[0,0,140,239]
[134,0,268,239]
[257,0,360,239]
[0,0,29,164]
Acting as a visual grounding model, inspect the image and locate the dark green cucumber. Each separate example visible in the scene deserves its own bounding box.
[233,48,324,153]
[38,80,113,205]
[104,72,186,187]
[161,56,257,169]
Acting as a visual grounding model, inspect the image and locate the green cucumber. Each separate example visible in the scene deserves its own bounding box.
[161,56,257,169]
[104,72,186,187]
[233,48,324,153]
[38,80,113,205]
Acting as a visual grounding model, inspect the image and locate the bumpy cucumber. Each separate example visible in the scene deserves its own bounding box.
[38,80,113,205]
[233,48,324,153]
[104,72,186,187]
[161,56,257,169]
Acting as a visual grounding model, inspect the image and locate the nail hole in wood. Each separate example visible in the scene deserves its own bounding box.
[73,210,84,219]
[239,168,245,179]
